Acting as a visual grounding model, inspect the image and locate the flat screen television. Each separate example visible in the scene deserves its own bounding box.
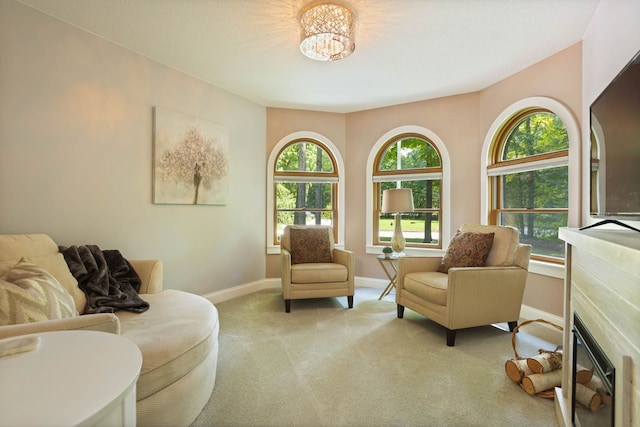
[589,48,640,222]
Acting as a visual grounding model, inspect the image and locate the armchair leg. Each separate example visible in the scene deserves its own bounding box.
[347,296,354,309]
[397,304,405,318]
[446,329,456,346]
[285,299,291,313]
[508,321,518,332]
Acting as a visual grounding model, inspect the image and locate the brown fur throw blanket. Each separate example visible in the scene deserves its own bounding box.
[59,245,149,314]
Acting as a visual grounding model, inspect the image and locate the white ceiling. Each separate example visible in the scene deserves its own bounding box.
[18,0,600,113]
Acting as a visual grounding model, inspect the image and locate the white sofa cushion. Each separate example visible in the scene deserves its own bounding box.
[291,263,348,283]
[404,271,448,306]
[116,289,219,401]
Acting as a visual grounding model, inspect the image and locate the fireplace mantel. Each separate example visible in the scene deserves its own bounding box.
[556,227,639,427]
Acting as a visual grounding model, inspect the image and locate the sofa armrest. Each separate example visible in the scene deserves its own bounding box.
[514,244,532,270]
[333,248,355,291]
[281,248,291,277]
[280,248,292,299]
[446,266,528,328]
[0,313,120,340]
[332,249,354,270]
[397,256,442,289]
[130,259,163,294]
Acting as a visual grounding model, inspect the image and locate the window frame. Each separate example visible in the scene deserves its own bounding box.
[267,132,345,254]
[481,97,581,278]
[366,126,451,256]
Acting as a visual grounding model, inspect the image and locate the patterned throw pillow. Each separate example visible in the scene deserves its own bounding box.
[25,253,87,314]
[437,231,495,273]
[290,228,333,264]
[0,259,78,326]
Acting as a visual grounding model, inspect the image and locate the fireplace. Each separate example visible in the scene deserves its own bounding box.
[555,228,638,427]
[572,313,615,426]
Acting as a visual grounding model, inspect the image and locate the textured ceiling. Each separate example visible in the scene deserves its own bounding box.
[17,0,600,113]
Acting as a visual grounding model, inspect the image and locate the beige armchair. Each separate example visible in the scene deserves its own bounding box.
[280,225,355,313]
[396,224,532,346]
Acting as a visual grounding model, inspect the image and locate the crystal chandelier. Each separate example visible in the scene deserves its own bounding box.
[299,2,355,61]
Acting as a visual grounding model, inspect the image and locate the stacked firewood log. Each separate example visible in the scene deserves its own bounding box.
[504,349,609,411]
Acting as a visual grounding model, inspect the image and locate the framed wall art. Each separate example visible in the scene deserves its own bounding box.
[153,107,229,205]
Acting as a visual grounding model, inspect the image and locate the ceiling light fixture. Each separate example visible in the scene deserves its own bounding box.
[299,2,355,62]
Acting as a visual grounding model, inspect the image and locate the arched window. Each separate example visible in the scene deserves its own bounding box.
[372,133,444,250]
[267,132,344,252]
[487,109,569,263]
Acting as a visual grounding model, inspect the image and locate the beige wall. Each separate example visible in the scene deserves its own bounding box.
[266,44,584,317]
[265,108,346,277]
[344,93,481,282]
[0,1,267,295]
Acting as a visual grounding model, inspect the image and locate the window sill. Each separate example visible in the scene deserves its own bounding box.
[528,260,564,279]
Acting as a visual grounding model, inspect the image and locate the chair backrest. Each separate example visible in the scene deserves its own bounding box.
[458,224,521,266]
[281,225,335,263]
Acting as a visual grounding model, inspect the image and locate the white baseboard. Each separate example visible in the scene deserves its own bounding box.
[202,277,564,326]
[520,304,564,326]
[203,276,388,304]
[203,279,279,305]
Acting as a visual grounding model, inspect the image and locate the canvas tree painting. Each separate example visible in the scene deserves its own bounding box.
[153,107,229,205]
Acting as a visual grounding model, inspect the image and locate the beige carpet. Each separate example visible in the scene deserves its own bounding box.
[191,287,562,427]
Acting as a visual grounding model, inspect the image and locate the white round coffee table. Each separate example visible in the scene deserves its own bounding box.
[0,330,142,427]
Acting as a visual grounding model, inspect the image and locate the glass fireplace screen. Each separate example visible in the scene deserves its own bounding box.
[572,313,615,427]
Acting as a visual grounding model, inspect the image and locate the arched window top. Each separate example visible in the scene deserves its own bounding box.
[375,134,441,174]
[275,139,336,176]
[493,110,569,165]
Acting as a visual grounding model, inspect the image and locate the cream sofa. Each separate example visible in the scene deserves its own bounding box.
[0,234,219,427]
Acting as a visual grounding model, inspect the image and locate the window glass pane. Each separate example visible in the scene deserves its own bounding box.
[378,180,440,246]
[409,180,441,209]
[378,137,441,171]
[275,180,333,243]
[276,142,333,172]
[378,212,440,245]
[501,166,568,209]
[276,182,333,209]
[501,112,569,161]
[276,211,333,242]
[500,212,567,258]
[379,181,440,209]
